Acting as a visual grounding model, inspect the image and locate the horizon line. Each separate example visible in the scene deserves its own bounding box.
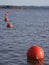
[0,4,49,7]
[0,5,49,7]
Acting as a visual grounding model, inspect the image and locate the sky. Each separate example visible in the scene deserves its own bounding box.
[0,0,49,6]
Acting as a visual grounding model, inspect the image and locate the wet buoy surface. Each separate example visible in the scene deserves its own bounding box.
[4,17,9,22]
[7,23,13,28]
[27,45,44,65]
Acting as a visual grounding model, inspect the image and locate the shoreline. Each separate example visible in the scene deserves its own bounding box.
[0,5,49,9]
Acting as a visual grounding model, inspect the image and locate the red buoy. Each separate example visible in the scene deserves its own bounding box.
[27,45,44,65]
[7,23,13,28]
[5,11,10,15]
[4,17,9,22]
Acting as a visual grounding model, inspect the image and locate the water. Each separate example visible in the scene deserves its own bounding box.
[0,8,49,65]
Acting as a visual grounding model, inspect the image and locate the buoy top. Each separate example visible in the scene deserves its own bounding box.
[7,23,13,28]
[4,17,9,22]
[27,45,44,60]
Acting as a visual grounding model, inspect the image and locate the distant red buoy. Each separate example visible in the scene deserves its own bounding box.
[5,11,10,15]
[27,45,44,65]
[7,23,13,28]
[4,17,9,22]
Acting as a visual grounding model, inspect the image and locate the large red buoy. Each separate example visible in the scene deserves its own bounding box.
[4,17,9,22]
[27,45,44,65]
[7,23,13,28]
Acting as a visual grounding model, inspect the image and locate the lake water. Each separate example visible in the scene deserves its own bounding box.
[0,8,49,65]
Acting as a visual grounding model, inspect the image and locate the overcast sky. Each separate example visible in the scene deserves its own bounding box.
[0,0,49,6]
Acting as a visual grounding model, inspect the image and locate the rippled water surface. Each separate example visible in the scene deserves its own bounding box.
[0,9,49,65]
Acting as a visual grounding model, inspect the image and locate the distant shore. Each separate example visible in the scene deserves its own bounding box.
[0,5,49,9]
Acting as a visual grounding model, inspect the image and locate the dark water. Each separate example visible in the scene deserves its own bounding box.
[0,9,49,65]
